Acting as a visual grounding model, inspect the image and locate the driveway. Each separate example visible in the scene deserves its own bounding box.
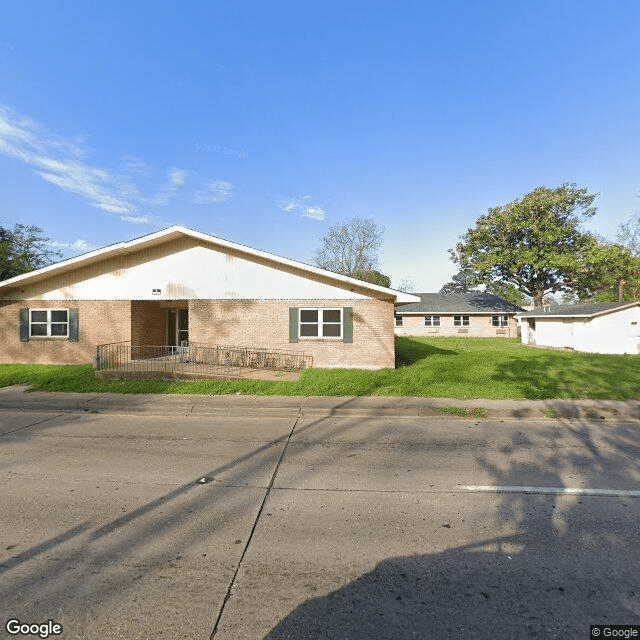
[1,388,639,639]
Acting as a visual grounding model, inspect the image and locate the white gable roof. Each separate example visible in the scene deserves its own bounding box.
[0,226,420,303]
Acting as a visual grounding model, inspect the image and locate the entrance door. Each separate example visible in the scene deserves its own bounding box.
[167,308,189,347]
[527,318,536,344]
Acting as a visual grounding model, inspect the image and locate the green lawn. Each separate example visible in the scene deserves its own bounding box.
[1,337,638,400]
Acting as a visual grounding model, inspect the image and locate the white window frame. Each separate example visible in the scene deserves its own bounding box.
[29,308,69,338]
[424,315,440,327]
[395,315,403,327]
[299,308,343,339]
[492,315,509,327]
[454,315,470,327]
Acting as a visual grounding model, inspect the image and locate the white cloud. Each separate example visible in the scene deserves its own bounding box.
[279,195,325,221]
[121,156,150,175]
[145,167,189,207]
[0,105,138,214]
[0,105,192,222]
[302,206,326,221]
[192,179,234,205]
[119,214,157,224]
[280,195,311,212]
[48,238,99,253]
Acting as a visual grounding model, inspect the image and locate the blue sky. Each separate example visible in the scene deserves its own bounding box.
[1,1,639,290]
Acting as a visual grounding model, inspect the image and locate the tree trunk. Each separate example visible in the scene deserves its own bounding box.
[533,288,544,309]
[618,279,626,302]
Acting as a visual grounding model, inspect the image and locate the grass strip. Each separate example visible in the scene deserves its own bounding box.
[1,337,638,400]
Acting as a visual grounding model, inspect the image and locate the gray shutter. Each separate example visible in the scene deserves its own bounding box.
[68,308,79,342]
[289,308,299,343]
[343,307,353,343]
[20,308,30,342]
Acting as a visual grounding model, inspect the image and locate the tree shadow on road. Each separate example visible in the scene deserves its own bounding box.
[264,529,638,639]
[263,417,640,639]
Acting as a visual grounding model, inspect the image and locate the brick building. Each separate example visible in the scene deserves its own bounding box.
[0,226,418,369]
[394,292,523,338]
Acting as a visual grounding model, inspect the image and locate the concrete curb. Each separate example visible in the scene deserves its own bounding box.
[1,385,639,421]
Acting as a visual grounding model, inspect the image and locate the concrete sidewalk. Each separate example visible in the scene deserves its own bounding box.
[1,384,639,421]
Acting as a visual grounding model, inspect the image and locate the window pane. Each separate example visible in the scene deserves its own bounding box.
[31,310,47,323]
[300,310,318,323]
[492,316,499,326]
[30,324,47,336]
[463,316,469,326]
[51,323,68,336]
[323,309,341,323]
[323,323,341,337]
[454,316,461,326]
[300,324,319,337]
[433,316,440,326]
[51,310,68,322]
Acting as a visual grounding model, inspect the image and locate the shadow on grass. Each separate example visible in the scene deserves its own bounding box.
[491,351,640,400]
[394,337,458,367]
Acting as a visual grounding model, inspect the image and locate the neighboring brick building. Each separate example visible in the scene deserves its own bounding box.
[394,292,523,338]
[0,226,418,369]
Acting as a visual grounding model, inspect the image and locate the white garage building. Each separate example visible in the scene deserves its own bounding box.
[519,302,640,355]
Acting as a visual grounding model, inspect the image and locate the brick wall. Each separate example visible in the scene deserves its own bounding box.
[190,298,395,369]
[1,298,396,368]
[131,300,167,346]
[0,300,131,364]
[394,314,519,338]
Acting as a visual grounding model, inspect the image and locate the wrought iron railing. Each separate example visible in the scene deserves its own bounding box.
[95,341,312,377]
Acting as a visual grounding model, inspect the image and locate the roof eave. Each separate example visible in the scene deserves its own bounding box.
[0,226,421,303]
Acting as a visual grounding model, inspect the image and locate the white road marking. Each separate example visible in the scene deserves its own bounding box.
[465,485,640,497]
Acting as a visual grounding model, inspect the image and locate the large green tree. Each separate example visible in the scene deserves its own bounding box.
[484,281,528,307]
[451,183,598,308]
[575,236,640,302]
[353,269,391,288]
[439,259,483,294]
[0,224,62,281]
[440,261,527,307]
[616,214,640,257]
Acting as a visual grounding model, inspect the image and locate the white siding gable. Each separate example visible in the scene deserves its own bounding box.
[12,244,370,301]
[576,307,640,355]
[521,305,640,355]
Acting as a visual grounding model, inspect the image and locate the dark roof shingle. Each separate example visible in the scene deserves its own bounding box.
[519,301,639,317]
[396,292,525,314]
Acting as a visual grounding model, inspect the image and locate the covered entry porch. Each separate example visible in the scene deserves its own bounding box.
[131,300,189,348]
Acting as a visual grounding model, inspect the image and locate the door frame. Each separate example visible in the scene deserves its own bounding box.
[166,307,189,347]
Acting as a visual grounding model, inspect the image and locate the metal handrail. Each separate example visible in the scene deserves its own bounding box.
[95,341,312,376]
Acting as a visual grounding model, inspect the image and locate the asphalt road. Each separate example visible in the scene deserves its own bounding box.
[1,388,639,639]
